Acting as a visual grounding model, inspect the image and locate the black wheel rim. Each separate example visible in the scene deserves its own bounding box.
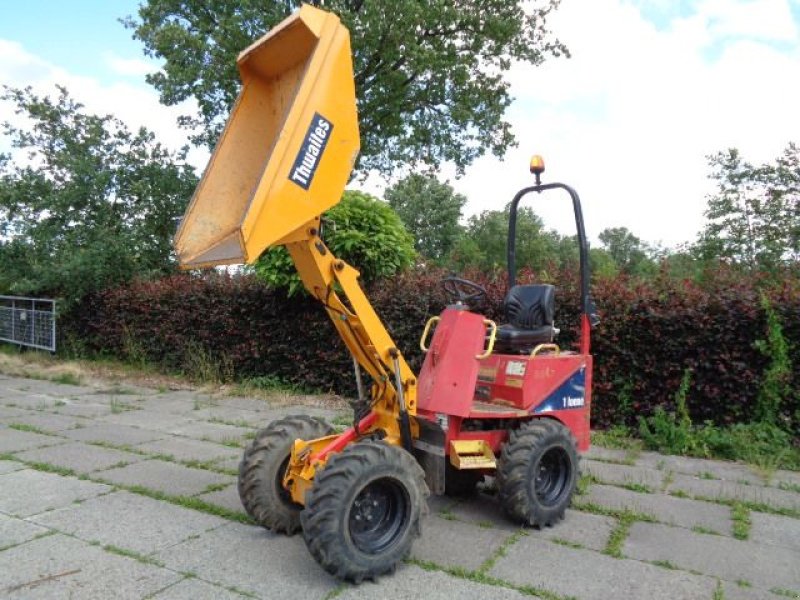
[534,446,571,506]
[348,477,410,553]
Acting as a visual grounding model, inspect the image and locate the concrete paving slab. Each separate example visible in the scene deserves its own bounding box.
[97,409,197,431]
[0,459,25,474]
[0,513,50,549]
[96,459,233,496]
[750,512,800,552]
[32,490,227,554]
[196,484,246,515]
[446,493,616,551]
[0,532,179,599]
[722,582,781,600]
[1,379,96,397]
[669,473,800,511]
[637,453,764,484]
[165,421,251,445]
[624,521,800,590]
[0,412,86,432]
[0,469,112,517]
[51,402,114,418]
[0,405,34,418]
[338,564,530,599]
[150,577,250,599]
[0,428,65,453]
[213,455,243,473]
[62,422,165,446]
[583,483,732,533]
[14,441,145,475]
[584,445,632,463]
[135,436,241,463]
[411,514,513,572]
[154,522,338,598]
[582,459,665,489]
[772,469,800,490]
[445,491,517,530]
[489,534,716,600]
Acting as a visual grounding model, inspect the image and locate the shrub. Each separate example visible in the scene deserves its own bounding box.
[254,190,415,295]
[62,265,799,438]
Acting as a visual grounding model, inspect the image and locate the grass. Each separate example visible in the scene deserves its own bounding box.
[103,544,164,567]
[713,580,725,600]
[477,529,526,574]
[50,372,83,386]
[575,473,595,496]
[770,588,800,599]
[691,525,720,536]
[7,422,48,434]
[731,503,751,540]
[550,538,584,550]
[619,482,652,494]
[603,513,636,558]
[651,559,679,570]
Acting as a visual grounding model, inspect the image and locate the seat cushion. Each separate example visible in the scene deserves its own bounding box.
[493,323,555,354]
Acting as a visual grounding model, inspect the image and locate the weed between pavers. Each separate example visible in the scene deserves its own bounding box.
[550,538,584,550]
[603,513,636,558]
[691,525,720,536]
[103,544,164,567]
[478,529,527,574]
[713,580,725,600]
[7,422,48,435]
[619,482,653,494]
[770,587,800,599]
[731,503,751,540]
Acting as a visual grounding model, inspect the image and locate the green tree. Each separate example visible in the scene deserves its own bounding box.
[125,0,567,175]
[696,145,799,271]
[0,86,197,302]
[385,174,466,262]
[448,207,560,274]
[598,226,655,276]
[254,190,415,295]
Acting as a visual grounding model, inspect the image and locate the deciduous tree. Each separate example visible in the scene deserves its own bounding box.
[0,86,197,301]
[125,0,567,175]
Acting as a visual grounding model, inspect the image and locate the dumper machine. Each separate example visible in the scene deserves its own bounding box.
[174,4,598,582]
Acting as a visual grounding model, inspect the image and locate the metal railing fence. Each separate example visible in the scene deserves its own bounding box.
[0,295,57,352]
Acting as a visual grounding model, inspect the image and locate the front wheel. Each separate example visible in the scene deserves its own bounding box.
[496,419,578,527]
[238,415,333,534]
[301,441,429,582]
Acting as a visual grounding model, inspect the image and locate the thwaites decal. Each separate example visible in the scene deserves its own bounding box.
[288,113,333,190]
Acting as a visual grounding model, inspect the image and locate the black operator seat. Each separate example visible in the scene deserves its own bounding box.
[493,284,558,354]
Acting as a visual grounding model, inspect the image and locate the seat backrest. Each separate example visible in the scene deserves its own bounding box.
[504,284,555,329]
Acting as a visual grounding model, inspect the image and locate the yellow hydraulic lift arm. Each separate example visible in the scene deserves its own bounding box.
[172,5,416,505]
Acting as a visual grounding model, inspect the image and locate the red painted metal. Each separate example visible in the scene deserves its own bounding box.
[580,313,591,355]
[311,410,378,462]
[417,308,488,417]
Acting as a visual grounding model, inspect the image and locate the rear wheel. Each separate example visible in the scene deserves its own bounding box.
[238,415,333,534]
[497,419,578,527]
[301,441,429,582]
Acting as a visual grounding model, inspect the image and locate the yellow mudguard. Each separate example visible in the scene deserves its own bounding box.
[174,4,360,269]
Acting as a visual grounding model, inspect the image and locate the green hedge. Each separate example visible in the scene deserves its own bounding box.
[62,267,799,435]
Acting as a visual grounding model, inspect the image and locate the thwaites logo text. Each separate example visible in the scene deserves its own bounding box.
[288,113,333,190]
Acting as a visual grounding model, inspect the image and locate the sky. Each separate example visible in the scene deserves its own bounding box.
[1,0,799,249]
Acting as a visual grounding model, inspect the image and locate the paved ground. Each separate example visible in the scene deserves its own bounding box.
[0,373,798,600]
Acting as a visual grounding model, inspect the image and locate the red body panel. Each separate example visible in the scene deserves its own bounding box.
[417,306,592,454]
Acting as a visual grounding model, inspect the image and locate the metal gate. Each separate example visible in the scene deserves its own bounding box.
[0,296,57,352]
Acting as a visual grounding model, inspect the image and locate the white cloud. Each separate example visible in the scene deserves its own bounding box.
[441,0,800,247]
[0,39,207,167]
[104,52,155,77]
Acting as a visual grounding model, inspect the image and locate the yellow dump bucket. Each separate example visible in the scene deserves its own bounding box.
[174,4,360,269]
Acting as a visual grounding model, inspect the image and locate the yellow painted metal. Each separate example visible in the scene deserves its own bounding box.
[476,319,498,359]
[171,4,419,507]
[174,4,360,269]
[530,343,561,358]
[419,317,440,352]
[449,440,496,470]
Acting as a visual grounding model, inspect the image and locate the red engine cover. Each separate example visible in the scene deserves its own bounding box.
[417,307,487,418]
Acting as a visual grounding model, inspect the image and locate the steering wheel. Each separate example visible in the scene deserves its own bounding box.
[441,277,488,310]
